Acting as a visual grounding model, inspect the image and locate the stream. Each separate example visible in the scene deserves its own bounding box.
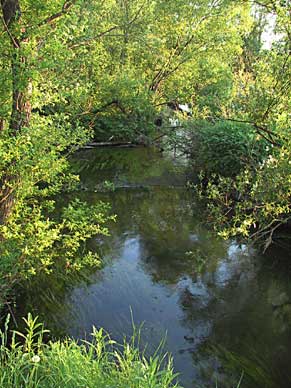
[19,147,291,387]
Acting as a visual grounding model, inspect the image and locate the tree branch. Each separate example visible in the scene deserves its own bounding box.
[0,11,19,48]
[69,25,119,49]
[219,117,282,146]
[252,0,276,13]
[37,0,75,27]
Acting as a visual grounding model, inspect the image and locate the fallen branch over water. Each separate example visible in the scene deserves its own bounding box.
[81,141,138,149]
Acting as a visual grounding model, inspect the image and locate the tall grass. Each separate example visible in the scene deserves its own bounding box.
[0,314,181,388]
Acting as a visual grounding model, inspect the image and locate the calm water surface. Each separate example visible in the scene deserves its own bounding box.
[20,148,291,387]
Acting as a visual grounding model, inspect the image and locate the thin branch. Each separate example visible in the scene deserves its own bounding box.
[149,10,222,92]
[69,25,119,49]
[221,117,282,147]
[0,13,19,48]
[69,1,147,49]
[262,52,291,121]
[37,0,76,27]
[126,1,147,28]
[252,0,276,13]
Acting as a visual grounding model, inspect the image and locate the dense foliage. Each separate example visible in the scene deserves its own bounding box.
[0,0,255,301]
[0,110,115,305]
[0,1,120,306]
[186,120,268,177]
[164,1,291,250]
[0,0,252,139]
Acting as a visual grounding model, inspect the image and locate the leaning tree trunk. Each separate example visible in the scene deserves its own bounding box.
[0,0,31,224]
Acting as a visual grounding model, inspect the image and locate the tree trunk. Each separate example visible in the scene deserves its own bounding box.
[0,0,30,224]
[10,53,31,134]
[1,0,31,133]
[1,0,21,26]
[0,180,15,225]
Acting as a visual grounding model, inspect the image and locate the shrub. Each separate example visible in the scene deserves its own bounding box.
[196,139,291,250]
[187,120,267,177]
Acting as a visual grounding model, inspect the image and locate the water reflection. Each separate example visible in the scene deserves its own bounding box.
[19,148,291,387]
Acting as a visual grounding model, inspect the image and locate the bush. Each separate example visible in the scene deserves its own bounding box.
[185,119,291,250]
[188,120,267,177]
[195,138,291,250]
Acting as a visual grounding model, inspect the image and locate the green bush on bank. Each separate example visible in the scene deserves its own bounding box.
[186,119,291,249]
[187,120,268,177]
[197,140,291,247]
[0,314,180,388]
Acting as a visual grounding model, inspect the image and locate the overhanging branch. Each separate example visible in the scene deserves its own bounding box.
[217,117,282,147]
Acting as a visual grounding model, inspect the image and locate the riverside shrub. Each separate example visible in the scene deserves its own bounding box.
[188,120,268,177]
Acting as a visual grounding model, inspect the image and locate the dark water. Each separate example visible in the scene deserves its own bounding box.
[20,148,291,387]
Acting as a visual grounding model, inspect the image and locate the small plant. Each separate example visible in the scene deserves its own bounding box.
[186,248,207,274]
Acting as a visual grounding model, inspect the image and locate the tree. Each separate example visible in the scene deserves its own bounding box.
[0,1,114,305]
[63,0,253,140]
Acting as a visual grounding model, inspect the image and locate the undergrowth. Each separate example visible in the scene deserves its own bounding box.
[0,314,181,388]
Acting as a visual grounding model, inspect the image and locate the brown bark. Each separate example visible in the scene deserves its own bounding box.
[10,55,31,134]
[1,0,23,224]
[1,0,20,27]
[0,178,16,225]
